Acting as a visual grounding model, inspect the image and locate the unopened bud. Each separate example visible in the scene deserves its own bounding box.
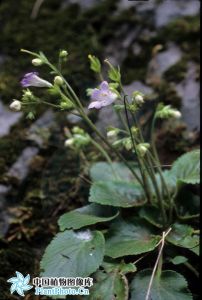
[107,130,117,137]
[136,143,150,157]
[135,94,144,104]
[54,76,64,86]
[171,110,181,118]
[10,100,21,111]
[60,50,68,58]
[32,58,43,66]
[132,91,144,105]
[64,138,74,147]
[24,89,33,97]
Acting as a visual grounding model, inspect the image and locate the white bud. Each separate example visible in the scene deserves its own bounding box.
[134,94,144,104]
[32,58,43,66]
[107,130,117,137]
[10,100,22,112]
[137,143,150,157]
[54,76,64,85]
[64,138,74,147]
[60,50,68,58]
[172,110,181,118]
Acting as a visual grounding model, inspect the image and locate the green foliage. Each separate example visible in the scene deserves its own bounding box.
[58,204,119,230]
[130,269,193,300]
[170,256,188,265]
[88,270,128,300]
[40,230,105,277]
[88,261,136,300]
[105,218,160,258]
[139,206,164,228]
[170,150,200,185]
[166,223,199,255]
[176,189,200,219]
[108,66,121,83]
[88,55,101,73]
[89,181,145,207]
[90,162,137,182]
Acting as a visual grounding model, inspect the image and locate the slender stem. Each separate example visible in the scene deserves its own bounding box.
[142,153,167,226]
[184,262,199,278]
[40,100,60,108]
[147,152,171,202]
[168,188,178,224]
[151,116,161,166]
[81,112,144,186]
[128,109,167,221]
[123,96,151,202]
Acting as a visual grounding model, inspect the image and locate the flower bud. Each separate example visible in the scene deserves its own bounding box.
[72,126,84,134]
[156,104,182,119]
[64,138,74,147]
[88,54,101,73]
[132,91,144,105]
[104,59,121,83]
[107,130,117,137]
[136,143,150,157]
[10,100,22,111]
[171,110,181,118]
[135,94,144,104]
[54,76,64,86]
[60,50,68,58]
[32,58,43,66]
[24,89,33,97]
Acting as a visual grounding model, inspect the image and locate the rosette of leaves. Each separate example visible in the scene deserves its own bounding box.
[40,150,199,299]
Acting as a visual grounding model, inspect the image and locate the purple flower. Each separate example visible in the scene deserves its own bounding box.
[21,72,52,88]
[88,81,117,109]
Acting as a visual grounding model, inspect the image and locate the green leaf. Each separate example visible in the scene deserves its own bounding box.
[166,223,199,255]
[170,256,188,265]
[108,66,121,82]
[58,204,119,230]
[102,261,137,274]
[88,271,128,300]
[90,162,137,182]
[176,189,200,220]
[105,218,160,258]
[89,181,145,207]
[40,230,105,277]
[139,206,163,228]
[171,149,200,185]
[130,269,193,300]
[88,55,101,73]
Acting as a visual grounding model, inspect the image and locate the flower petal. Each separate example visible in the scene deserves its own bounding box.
[100,81,109,91]
[88,101,102,109]
[91,89,101,100]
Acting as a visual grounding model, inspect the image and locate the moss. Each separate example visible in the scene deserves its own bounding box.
[0,134,26,181]
[163,58,188,83]
[161,16,199,43]
[158,16,200,63]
